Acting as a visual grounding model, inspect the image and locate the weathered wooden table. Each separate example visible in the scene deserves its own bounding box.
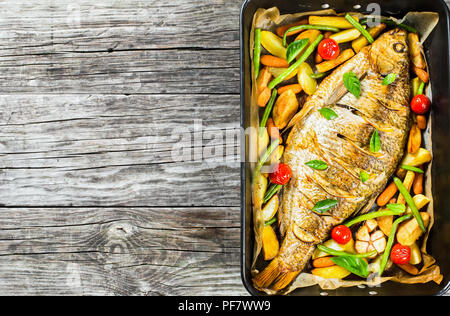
[0,0,448,296]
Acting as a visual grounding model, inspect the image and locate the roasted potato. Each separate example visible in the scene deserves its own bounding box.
[397,212,430,246]
[262,225,280,260]
[311,265,351,279]
[297,62,317,95]
[262,195,279,222]
[273,89,299,129]
[261,31,287,59]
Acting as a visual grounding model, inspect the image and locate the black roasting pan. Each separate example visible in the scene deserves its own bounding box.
[240,0,450,296]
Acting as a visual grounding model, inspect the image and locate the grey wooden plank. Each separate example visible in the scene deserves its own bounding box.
[0,0,241,94]
[0,94,241,207]
[0,207,247,296]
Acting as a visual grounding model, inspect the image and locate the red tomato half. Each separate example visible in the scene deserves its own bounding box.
[269,163,292,185]
[390,244,411,265]
[411,94,431,114]
[317,39,340,60]
[331,225,352,245]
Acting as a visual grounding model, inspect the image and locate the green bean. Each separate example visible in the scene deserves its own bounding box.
[359,18,418,34]
[417,81,425,95]
[254,139,280,176]
[268,34,324,90]
[317,245,377,258]
[265,217,277,226]
[345,14,374,44]
[263,184,282,204]
[260,89,278,131]
[400,165,424,174]
[254,29,262,79]
[282,25,339,47]
[393,177,426,233]
[379,214,413,276]
[344,208,405,227]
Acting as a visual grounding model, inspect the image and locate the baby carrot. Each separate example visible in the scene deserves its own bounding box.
[413,67,429,83]
[276,19,308,37]
[312,257,336,268]
[413,166,424,195]
[261,55,290,68]
[377,181,398,207]
[267,118,282,144]
[278,84,302,95]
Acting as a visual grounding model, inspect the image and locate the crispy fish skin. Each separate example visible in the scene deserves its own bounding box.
[254,29,411,292]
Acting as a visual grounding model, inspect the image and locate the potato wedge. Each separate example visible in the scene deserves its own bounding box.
[329,28,363,44]
[309,15,359,29]
[407,124,421,154]
[406,194,430,215]
[268,67,299,81]
[252,173,268,208]
[398,148,432,176]
[262,225,279,260]
[261,31,287,59]
[397,171,415,205]
[352,23,386,52]
[316,49,355,73]
[266,145,284,165]
[257,127,269,158]
[312,238,355,259]
[397,212,430,246]
[273,89,299,129]
[262,195,279,222]
[256,67,273,93]
[409,242,422,265]
[311,265,351,279]
[408,33,426,69]
[297,62,317,95]
[377,215,393,237]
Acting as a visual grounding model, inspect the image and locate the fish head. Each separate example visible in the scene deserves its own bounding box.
[369,28,409,77]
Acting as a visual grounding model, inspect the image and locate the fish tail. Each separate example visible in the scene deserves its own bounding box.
[253,258,282,289]
[271,271,300,291]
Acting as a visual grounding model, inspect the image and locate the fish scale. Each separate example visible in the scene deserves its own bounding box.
[254,29,411,292]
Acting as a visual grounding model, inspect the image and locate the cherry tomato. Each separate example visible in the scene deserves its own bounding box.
[411,94,431,114]
[269,163,292,185]
[317,39,340,60]
[390,244,411,265]
[331,225,352,245]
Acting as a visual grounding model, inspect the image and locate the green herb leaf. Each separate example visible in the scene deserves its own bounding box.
[330,256,370,278]
[305,160,328,170]
[400,165,424,174]
[286,39,309,63]
[370,130,381,153]
[359,170,370,183]
[265,217,277,226]
[382,73,397,86]
[312,199,338,213]
[319,108,338,120]
[386,203,406,213]
[343,71,361,99]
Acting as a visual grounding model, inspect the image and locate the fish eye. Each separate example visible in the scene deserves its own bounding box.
[393,42,406,53]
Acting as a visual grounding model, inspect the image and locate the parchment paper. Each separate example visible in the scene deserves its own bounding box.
[249,7,442,294]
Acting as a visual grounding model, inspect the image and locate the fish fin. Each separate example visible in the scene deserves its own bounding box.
[253,258,281,289]
[271,271,300,291]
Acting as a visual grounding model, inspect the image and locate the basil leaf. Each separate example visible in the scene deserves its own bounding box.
[343,71,361,99]
[286,39,309,63]
[400,165,424,174]
[305,160,328,170]
[370,130,381,153]
[360,170,370,183]
[319,108,338,120]
[312,199,338,213]
[382,73,397,86]
[330,256,370,278]
[386,203,406,213]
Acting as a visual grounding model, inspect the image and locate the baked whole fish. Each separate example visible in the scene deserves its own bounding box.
[253,29,411,292]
